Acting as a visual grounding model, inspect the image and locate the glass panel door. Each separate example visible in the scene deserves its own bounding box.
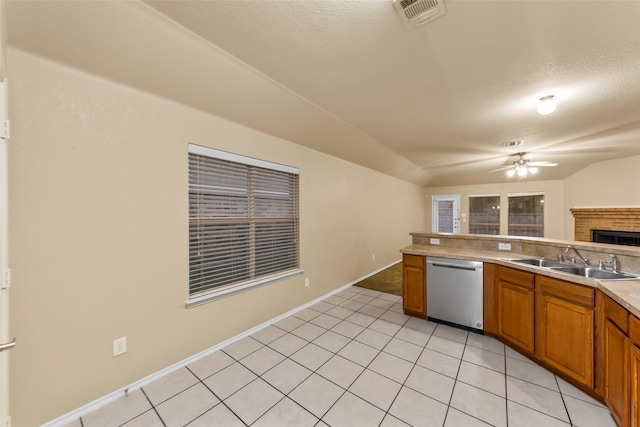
[432,195,460,233]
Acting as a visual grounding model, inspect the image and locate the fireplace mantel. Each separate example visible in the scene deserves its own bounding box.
[570,207,640,242]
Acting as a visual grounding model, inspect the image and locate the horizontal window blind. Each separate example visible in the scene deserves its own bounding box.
[469,196,500,235]
[188,145,299,297]
[508,194,544,238]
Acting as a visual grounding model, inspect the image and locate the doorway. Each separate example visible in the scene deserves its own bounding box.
[432,194,460,234]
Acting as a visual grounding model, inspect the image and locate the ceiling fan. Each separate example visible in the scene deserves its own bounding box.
[490,152,558,178]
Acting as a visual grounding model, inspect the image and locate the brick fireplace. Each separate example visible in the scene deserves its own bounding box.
[570,208,640,242]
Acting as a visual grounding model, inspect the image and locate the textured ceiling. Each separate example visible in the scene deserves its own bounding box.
[7,0,640,186]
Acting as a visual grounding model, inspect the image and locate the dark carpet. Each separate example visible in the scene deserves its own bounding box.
[353,262,402,296]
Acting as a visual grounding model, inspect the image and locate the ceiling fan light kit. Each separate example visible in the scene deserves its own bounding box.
[491,152,557,179]
[537,95,557,115]
[508,165,537,178]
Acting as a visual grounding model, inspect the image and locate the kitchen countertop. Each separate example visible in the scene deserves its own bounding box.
[401,244,640,318]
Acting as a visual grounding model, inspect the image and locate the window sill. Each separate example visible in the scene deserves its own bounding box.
[185,268,304,308]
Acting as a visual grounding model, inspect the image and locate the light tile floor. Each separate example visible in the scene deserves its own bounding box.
[67,286,616,427]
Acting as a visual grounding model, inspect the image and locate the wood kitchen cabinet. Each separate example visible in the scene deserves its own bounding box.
[496,266,535,353]
[630,344,640,427]
[605,320,629,425]
[535,275,595,388]
[483,263,498,335]
[402,254,426,318]
[485,258,640,425]
[594,291,640,427]
[629,313,640,427]
[599,292,629,427]
[494,267,596,389]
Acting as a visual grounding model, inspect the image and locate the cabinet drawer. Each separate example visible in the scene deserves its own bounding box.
[403,254,425,268]
[497,265,534,289]
[536,275,594,308]
[604,294,629,334]
[630,314,640,347]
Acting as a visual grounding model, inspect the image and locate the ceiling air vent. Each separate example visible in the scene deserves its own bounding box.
[393,0,446,28]
[502,140,524,148]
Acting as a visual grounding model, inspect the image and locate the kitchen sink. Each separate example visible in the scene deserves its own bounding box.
[551,267,638,280]
[507,258,640,280]
[510,258,567,268]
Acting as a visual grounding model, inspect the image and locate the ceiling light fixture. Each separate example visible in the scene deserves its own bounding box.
[507,164,538,178]
[491,153,558,178]
[537,95,557,115]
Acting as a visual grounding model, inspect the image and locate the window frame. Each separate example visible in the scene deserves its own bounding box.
[507,192,545,238]
[186,144,302,308]
[468,194,501,235]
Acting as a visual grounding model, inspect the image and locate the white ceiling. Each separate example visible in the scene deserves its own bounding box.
[7,0,640,186]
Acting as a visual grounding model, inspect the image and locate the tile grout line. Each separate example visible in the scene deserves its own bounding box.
[555,374,573,426]
[239,293,365,424]
[380,321,435,425]
[139,387,167,427]
[283,289,373,423]
[377,315,460,424]
[447,327,470,425]
[218,339,321,425]
[314,301,409,426]
[183,365,249,427]
[284,289,410,424]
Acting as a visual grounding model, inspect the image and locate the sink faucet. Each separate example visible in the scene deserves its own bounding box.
[610,254,620,272]
[598,254,621,272]
[566,245,590,266]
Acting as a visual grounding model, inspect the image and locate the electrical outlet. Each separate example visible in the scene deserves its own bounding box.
[113,337,127,357]
[498,242,512,251]
[305,278,310,287]
[430,238,440,245]
[372,254,375,261]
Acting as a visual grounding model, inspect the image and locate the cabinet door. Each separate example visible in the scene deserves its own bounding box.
[536,294,594,387]
[497,280,535,353]
[603,319,629,427]
[402,255,425,316]
[483,263,498,335]
[631,343,640,427]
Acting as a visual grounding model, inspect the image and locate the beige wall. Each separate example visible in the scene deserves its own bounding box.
[425,180,565,238]
[8,49,425,426]
[563,155,640,239]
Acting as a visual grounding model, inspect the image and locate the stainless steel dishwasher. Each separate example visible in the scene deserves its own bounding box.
[426,256,484,332]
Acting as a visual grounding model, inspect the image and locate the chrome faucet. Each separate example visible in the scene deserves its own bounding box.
[566,245,590,266]
[599,254,620,272]
[610,254,620,272]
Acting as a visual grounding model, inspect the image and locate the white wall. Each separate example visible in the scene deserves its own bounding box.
[8,49,425,426]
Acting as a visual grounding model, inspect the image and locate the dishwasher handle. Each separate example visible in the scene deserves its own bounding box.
[428,261,481,272]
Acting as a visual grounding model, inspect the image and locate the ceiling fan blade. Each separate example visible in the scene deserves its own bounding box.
[528,161,558,167]
[489,165,515,173]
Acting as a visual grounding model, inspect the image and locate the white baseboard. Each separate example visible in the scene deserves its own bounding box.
[42,259,400,427]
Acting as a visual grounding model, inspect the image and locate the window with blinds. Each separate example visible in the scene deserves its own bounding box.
[188,144,300,302]
[469,195,500,235]
[508,193,544,237]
